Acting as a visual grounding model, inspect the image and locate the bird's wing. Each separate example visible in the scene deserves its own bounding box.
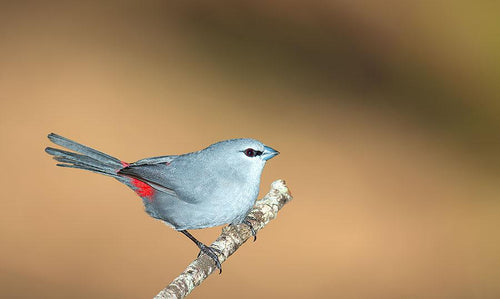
[119,155,202,202]
[119,167,176,196]
[130,155,178,166]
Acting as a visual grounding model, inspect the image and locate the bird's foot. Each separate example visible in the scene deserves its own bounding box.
[242,217,258,242]
[197,244,223,274]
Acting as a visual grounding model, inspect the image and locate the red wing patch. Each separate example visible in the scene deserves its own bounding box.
[131,178,154,201]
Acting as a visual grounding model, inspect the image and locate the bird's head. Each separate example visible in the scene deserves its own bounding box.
[204,138,279,174]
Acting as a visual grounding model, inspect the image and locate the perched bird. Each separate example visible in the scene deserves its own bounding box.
[45,133,279,272]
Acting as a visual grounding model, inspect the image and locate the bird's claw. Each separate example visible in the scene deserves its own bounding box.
[198,245,223,274]
[243,217,257,242]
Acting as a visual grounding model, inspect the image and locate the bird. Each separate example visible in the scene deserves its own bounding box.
[45,133,279,272]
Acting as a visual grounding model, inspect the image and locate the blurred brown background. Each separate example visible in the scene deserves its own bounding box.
[1,1,499,298]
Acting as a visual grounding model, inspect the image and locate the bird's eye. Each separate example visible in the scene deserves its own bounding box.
[244,148,256,157]
[243,148,263,157]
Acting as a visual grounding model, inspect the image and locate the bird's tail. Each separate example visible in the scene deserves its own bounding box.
[45,133,126,181]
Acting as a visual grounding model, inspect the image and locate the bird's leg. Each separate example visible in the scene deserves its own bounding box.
[242,216,258,242]
[180,230,222,274]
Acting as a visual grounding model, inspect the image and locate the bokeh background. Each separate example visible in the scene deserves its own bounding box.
[1,1,499,298]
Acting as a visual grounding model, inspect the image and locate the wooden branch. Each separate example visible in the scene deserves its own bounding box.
[154,179,293,299]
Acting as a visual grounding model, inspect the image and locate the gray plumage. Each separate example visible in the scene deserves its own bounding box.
[45,133,279,230]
